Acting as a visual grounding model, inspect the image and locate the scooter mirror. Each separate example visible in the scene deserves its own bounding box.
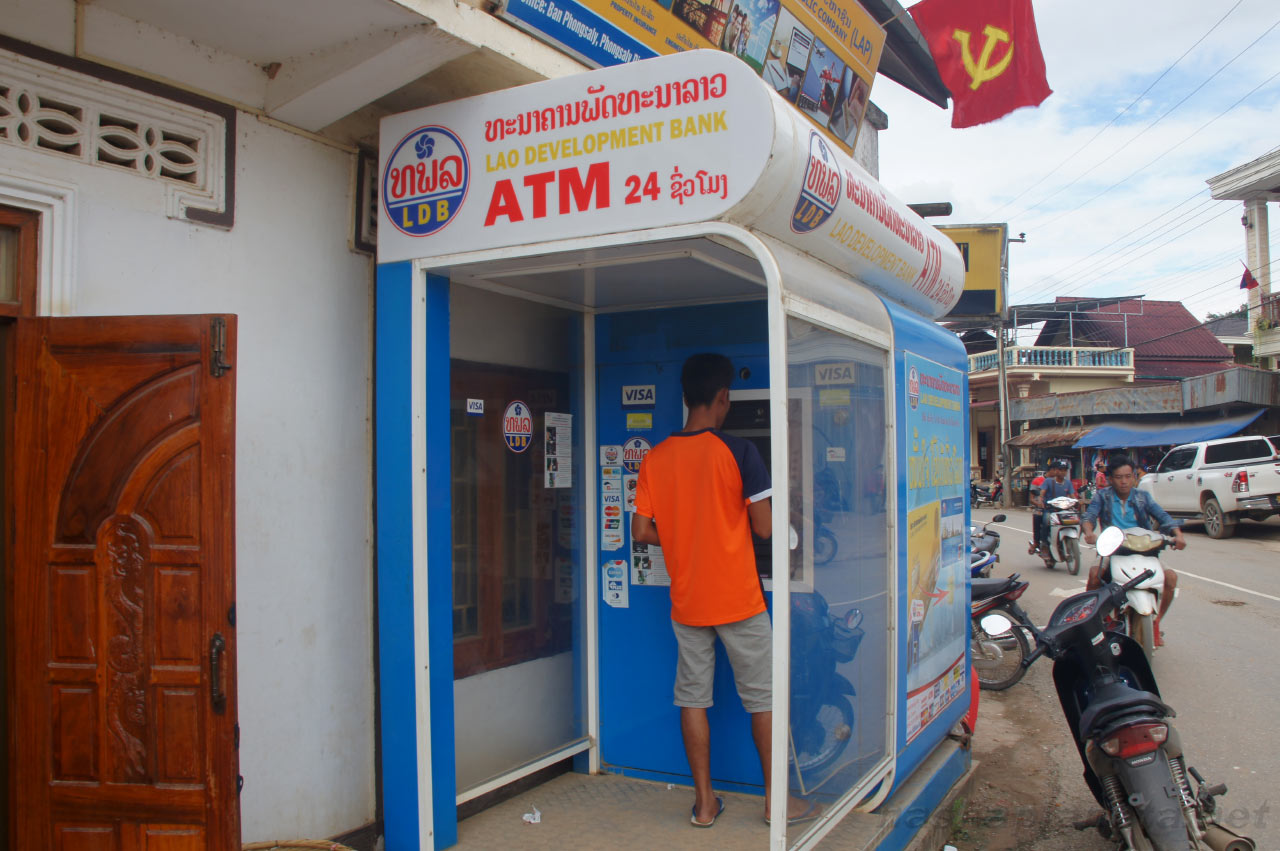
[1096,526,1125,557]
[788,525,799,551]
[992,514,1007,523]
[979,613,1014,636]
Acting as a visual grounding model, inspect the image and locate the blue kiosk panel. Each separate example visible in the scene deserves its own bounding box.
[595,303,772,789]
[883,297,972,795]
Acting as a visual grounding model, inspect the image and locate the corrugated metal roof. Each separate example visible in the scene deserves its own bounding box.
[1034,299,1233,363]
[1007,425,1093,447]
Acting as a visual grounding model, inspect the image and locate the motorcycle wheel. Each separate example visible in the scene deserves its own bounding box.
[1128,610,1156,660]
[1066,536,1081,576]
[814,528,837,566]
[971,616,1030,691]
[791,699,854,776]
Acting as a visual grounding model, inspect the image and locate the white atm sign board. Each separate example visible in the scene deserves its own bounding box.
[378,50,773,265]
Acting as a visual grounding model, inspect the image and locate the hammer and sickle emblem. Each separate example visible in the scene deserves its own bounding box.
[953,25,1014,90]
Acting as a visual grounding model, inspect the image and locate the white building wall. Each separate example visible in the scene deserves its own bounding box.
[0,108,377,840]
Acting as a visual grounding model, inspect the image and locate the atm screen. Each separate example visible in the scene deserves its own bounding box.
[721,393,809,585]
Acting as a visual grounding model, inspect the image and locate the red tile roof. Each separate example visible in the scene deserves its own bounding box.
[1034,299,1232,369]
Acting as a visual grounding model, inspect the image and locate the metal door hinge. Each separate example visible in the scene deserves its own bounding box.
[211,317,233,378]
[234,723,240,749]
[228,602,236,627]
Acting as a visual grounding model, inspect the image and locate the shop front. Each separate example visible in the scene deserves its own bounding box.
[374,50,972,850]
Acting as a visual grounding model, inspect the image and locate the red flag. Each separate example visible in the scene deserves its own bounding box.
[1240,263,1260,290]
[909,0,1053,128]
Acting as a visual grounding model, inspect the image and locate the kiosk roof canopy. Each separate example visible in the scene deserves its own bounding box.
[440,237,764,312]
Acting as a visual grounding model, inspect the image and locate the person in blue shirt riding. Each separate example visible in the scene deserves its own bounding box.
[1082,454,1185,645]
[1031,458,1076,561]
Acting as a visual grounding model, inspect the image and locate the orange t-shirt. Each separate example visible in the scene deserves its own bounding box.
[634,429,771,626]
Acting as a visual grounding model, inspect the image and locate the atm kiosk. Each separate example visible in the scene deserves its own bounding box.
[375,50,973,851]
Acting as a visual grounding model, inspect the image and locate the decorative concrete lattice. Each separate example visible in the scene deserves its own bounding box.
[0,49,226,222]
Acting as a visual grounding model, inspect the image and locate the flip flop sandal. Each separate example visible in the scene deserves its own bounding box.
[691,796,725,828]
[764,799,823,827]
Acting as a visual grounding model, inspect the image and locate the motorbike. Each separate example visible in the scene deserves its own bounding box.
[970,513,1006,557]
[789,591,863,781]
[979,526,1255,851]
[971,478,1003,508]
[970,549,998,578]
[1043,495,1083,575]
[1102,527,1173,661]
[969,572,1031,690]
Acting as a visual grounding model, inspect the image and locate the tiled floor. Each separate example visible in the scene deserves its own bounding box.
[453,772,892,850]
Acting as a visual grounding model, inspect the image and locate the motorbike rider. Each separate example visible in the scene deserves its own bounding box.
[1082,454,1185,645]
[1030,459,1076,559]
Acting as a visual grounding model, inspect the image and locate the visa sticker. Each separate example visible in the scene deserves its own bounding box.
[466,398,484,415]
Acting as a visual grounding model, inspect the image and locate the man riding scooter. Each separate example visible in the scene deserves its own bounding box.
[1082,454,1185,646]
[1029,459,1075,561]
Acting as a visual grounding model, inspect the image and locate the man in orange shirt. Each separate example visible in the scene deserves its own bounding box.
[633,353,818,829]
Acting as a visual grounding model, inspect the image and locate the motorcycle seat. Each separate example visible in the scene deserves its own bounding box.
[970,576,1017,600]
[1077,687,1171,739]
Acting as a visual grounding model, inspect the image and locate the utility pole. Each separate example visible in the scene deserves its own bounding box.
[998,232,1026,508]
[996,320,1012,508]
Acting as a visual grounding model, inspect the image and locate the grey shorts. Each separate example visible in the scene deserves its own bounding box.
[671,611,773,713]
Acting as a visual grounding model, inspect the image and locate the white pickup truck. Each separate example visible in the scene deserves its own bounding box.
[1137,435,1280,538]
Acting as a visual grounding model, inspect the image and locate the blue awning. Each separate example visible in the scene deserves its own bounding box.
[1073,409,1266,449]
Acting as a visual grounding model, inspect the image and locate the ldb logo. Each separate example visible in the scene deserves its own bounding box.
[791,132,841,234]
[621,437,650,473]
[383,125,469,237]
[503,400,533,453]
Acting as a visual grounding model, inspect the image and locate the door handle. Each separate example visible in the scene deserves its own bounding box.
[210,633,227,715]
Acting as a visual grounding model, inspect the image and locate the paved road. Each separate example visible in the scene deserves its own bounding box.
[967,507,1280,849]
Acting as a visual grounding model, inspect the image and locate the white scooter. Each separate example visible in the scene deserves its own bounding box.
[1101,526,1172,660]
[1042,495,1082,575]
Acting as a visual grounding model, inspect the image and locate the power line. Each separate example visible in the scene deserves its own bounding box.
[1016,187,1214,293]
[1040,206,1239,300]
[1024,201,1233,300]
[1013,14,1280,228]
[980,0,1246,221]
[1027,61,1280,234]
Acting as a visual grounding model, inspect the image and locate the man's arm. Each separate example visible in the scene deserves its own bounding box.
[747,497,772,539]
[1082,492,1104,544]
[1141,493,1186,550]
[632,513,661,545]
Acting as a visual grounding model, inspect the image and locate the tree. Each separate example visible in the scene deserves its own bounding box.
[1206,304,1246,321]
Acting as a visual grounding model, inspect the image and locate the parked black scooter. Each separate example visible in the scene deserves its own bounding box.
[970,513,1006,558]
[978,527,1255,850]
[789,592,863,782]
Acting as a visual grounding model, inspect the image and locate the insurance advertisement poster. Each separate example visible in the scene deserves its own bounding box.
[499,0,885,155]
[903,352,967,743]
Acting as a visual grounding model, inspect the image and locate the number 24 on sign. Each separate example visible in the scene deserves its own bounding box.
[622,168,730,206]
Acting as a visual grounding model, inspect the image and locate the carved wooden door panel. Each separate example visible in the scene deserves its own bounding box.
[11,316,238,851]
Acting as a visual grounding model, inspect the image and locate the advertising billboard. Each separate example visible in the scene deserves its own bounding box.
[499,0,885,154]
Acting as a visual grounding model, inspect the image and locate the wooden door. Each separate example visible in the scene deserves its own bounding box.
[450,361,573,680]
[9,315,239,851]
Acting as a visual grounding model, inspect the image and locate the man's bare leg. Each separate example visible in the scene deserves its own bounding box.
[1086,563,1102,591]
[682,708,719,823]
[751,711,817,822]
[1158,570,1177,620]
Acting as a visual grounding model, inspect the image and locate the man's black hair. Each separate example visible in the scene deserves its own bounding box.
[1106,454,1135,477]
[1048,458,1068,470]
[681,353,734,409]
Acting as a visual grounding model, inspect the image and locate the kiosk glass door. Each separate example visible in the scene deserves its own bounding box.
[784,318,891,822]
[449,286,588,797]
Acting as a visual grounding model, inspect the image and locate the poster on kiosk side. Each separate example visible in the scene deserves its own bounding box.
[903,352,967,743]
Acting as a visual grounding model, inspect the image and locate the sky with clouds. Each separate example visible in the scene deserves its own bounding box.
[871,0,1280,335]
